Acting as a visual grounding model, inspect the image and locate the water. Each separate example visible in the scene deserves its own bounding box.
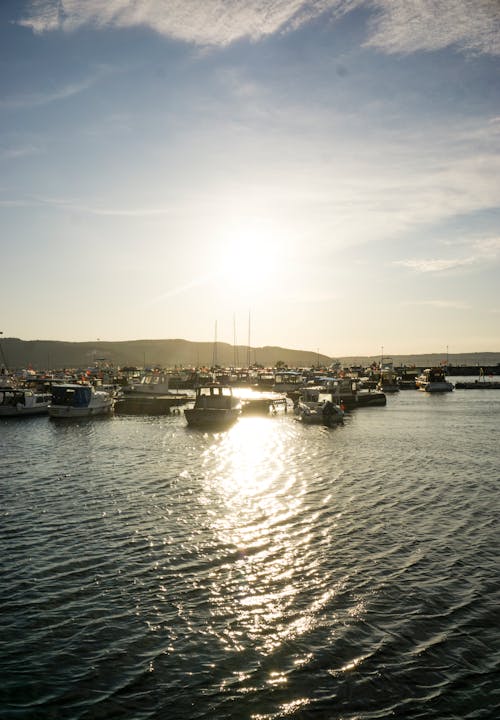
[1,387,499,719]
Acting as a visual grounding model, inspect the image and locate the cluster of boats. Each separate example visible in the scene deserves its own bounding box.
[377,366,454,393]
[0,364,461,427]
[0,380,114,419]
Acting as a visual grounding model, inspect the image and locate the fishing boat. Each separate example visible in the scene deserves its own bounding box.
[48,383,114,418]
[184,384,241,429]
[416,368,454,393]
[0,386,51,417]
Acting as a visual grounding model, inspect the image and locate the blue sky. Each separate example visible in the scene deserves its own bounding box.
[1,0,499,357]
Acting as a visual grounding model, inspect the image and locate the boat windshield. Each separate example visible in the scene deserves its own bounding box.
[198,386,232,397]
[52,385,92,406]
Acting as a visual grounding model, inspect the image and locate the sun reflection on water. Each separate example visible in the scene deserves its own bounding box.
[196,416,338,660]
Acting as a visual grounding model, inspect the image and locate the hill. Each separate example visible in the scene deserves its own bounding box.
[1,337,500,372]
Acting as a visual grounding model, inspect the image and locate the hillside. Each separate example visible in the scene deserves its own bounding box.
[1,337,500,371]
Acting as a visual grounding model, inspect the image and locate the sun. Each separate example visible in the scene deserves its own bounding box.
[215,219,286,299]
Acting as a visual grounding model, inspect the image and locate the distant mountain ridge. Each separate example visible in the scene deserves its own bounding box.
[1,337,500,371]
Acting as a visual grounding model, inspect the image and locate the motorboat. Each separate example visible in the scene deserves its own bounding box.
[294,387,344,426]
[255,371,305,395]
[416,368,454,393]
[124,372,172,395]
[321,377,386,408]
[0,386,51,417]
[48,383,114,417]
[376,364,400,393]
[236,388,289,415]
[184,384,241,429]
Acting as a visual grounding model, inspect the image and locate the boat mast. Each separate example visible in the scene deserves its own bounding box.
[233,314,238,368]
[247,311,251,369]
[0,331,8,374]
[213,320,218,368]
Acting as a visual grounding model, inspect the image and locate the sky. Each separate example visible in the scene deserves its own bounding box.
[1,0,499,358]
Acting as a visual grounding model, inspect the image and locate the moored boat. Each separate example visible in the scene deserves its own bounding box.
[124,372,172,395]
[236,388,289,415]
[114,393,191,415]
[0,386,51,417]
[376,365,400,393]
[49,383,114,418]
[455,380,500,389]
[328,377,386,408]
[294,387,344,426]
[416,368,454,393]
[184,384,241,429]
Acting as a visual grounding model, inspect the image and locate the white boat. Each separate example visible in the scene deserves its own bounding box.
[294,387,344,426]
[125,372,172,395]
[48,383,114,417]
[0,386,51,417]
[416,368,454,393]
[184,384,241,429]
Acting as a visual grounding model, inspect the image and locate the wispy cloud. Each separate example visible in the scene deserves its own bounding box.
[403,299,471,310]
[0,77,95,110]
[18,0,500,55]
[19,0,348,46]
[143,276,214,306]
[473,236,500,258]
[0,194,172,217]
[394,257,476,273]
[396,236,500,275]
[367,0,500,56]
[0,144,44,159]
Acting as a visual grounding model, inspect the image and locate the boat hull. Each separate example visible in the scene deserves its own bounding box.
[184,408,240,429]
[419,382,454,393]
[115,394,190,415]
[49,403,113,418]
[0,404,49,417]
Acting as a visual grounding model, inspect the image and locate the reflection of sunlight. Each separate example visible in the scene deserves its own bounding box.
[198,417,341,659]
[217,417,284,498]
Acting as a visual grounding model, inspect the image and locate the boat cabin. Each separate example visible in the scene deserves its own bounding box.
[194,385,238,409]
[51,384,92,407]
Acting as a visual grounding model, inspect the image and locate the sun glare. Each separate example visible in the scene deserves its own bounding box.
[215,220,287,298]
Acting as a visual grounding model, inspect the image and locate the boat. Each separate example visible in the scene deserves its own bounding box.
[294,387,344,426]
[376,363,400,393]
[124,372,172,395]
[114,393,191,415]
[0,386,51,417]
[327,377,386,408]
[48,383,114,417]
[184,384,242,429]
[455,380,500,389]
[237,389,289,415]
[416,368,454,393]
[119,371,191,413]
[256,371,305,396]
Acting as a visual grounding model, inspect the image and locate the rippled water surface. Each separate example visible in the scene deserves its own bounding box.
[1,388,499,719]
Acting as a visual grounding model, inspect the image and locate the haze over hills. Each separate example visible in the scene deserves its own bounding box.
[1,337,500,371]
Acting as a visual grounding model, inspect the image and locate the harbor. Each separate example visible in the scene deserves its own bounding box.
[3,357,500,422]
